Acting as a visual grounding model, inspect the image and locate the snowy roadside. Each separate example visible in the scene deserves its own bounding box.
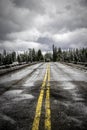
[0,62,37,76]
[61,62,87,71]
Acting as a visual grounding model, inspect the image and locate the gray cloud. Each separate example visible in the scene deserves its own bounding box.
[0,0,41,40]
[79,0,87,7]
[0,0,87,52]
[12,0,44,13]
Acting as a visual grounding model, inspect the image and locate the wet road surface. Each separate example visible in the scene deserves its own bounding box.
[0,62,87,130]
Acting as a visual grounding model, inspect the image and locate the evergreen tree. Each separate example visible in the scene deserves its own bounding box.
[57,47,62,61]
[52,44,57,62]
[12,51,16,62]
[17,55,21,63]
[37,49,43,61]
[0,54,3,65]
[32,48,36,61]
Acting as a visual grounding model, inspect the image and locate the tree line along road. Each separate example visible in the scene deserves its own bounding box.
[0,62,87,130]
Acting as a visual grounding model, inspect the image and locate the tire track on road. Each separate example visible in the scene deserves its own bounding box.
[0,63,43,96]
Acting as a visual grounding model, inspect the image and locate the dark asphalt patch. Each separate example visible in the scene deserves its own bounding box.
[0,114,17,130]
[0,98,37,130]
[50,81,87,130]
[0,79,43,130]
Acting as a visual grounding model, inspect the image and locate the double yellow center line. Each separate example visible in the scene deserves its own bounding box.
[32,64,51,130]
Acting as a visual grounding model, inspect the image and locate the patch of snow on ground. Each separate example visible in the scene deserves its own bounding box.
[13,94,34,101]
[3,90,23,98]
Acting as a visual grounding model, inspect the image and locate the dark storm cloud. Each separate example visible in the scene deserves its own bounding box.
[37,37,54,45]
[0,0,24,40]
[0,0,87,52]
[43,0,87,33]
[0,0,40,41]
[0,17,20,40]
[12,0,44,13]
[79,0,87,7]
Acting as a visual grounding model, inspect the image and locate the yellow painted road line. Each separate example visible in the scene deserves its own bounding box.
[32,65,48,130]
[45,64,51,130]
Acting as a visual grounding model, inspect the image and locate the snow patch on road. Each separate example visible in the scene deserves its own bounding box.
[23,63,47,87]
[13,94,34,101]
[56,63,87,82]
[3,89,34,101]
[0,63,42,84]
[4,90,23,97]
[23,82,34,87]
[62,82,76,90]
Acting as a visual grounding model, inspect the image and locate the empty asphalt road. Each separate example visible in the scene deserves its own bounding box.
[0,62,87,130]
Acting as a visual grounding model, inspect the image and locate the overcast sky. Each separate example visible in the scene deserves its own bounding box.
[0,0,87,53]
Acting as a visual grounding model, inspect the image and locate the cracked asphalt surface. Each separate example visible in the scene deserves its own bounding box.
[0,62,87,130]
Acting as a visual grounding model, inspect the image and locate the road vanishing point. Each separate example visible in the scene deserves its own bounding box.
[0,62,87,130]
